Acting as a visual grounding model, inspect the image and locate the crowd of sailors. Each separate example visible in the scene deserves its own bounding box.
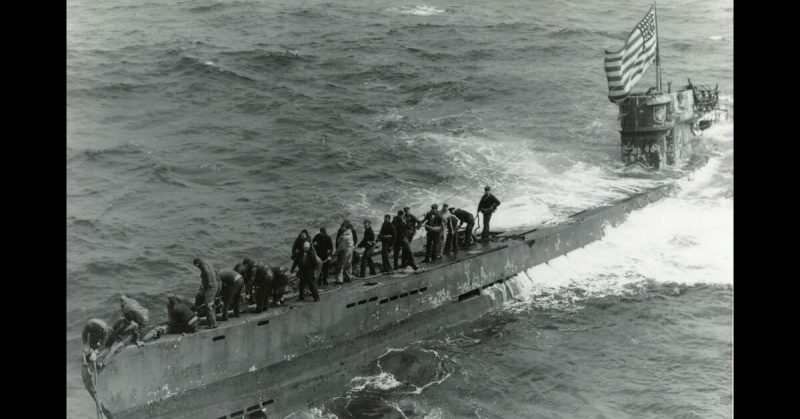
[82,187,500,362]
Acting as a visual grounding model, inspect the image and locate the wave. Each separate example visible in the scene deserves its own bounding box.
[390,5,446,16]
[69,143,147,163]
[158,55,257,85]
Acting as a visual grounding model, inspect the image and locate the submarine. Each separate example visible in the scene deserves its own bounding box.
[79,5,728,417]
[81,177,709,419]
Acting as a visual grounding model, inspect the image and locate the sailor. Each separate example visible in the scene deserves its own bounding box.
[82,319,110,352]
[378,214,396,273]
[477,186,501,241]
[335,220,358,252]
[193,258,219,328]
[238,259,255,304]
[395,215,419,271]
[120,294,149,338]
[105,318,141,358]
[334,222,355,284]
[392,211,405,270]
[166,295,198,334]
[312,227,333,286]
[336,220,358,278]
[423,208,443,263]
[270,266,291,306]
[450,207,476,246]
[437,203,451,257]
[295,241,320,302]
[107,295,151,356]
[243,257,275,314]
[358,219,377,277]
[291,229,312,268]
[217,268,244,320]
[422,204,441,258]
[403,207,421,241]
[443,207,460,261]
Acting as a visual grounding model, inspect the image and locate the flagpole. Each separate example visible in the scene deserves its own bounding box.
[654,1,662,91]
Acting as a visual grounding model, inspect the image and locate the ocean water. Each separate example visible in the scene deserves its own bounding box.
[66,0,733,417]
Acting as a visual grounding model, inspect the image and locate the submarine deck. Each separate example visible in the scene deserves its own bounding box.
[145,223,543,346]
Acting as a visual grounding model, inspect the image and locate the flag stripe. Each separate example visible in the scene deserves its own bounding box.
[603,6,658,102]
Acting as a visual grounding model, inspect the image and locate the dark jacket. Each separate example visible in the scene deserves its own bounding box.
[168,296,196,326]
[379,221,396,243]
[424,213,443,233]
[292,231,312,260]
[403,213,420,237]
[393,215,408,240]
[422,210,438,225]
[358,227,375,248]
[478,193,501,213]
[453,208,475,223]
[246,262,273,286]
[271,267,291,288]
[296,249,319,275]
[217,269,240,286]
[312,232,333,260]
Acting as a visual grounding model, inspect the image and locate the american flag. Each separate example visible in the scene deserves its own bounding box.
[604,6,658,102]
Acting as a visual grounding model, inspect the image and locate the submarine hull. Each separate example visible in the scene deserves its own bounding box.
[88,183,678,419]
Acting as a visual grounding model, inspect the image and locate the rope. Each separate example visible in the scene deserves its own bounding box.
[91,356,104,419]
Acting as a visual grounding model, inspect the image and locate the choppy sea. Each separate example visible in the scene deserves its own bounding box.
[67,0,733,417]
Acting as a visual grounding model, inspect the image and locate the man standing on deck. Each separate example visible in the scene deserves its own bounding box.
[422,204,440,259]
[395,213,419,271]
[423,208,443,263]
[296,241,320,302]
[193,258,219,329]
[437,203,451,258]
[378,214,396,273]
[335,223,355,284]
[477,186,501,242]
[451,206,476,246]
[392,211,405,270]
[358,219,377,277]
[336,220,358,278]
[444,207,460,261]
[313,227,333,286]
[403,207,421,241]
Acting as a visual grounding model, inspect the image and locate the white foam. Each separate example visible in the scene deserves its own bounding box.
[393,5,446,16]
[286,407,339,419]
[349,372,403,391]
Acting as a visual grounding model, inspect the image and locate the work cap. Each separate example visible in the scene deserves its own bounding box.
[484,186,491,191]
